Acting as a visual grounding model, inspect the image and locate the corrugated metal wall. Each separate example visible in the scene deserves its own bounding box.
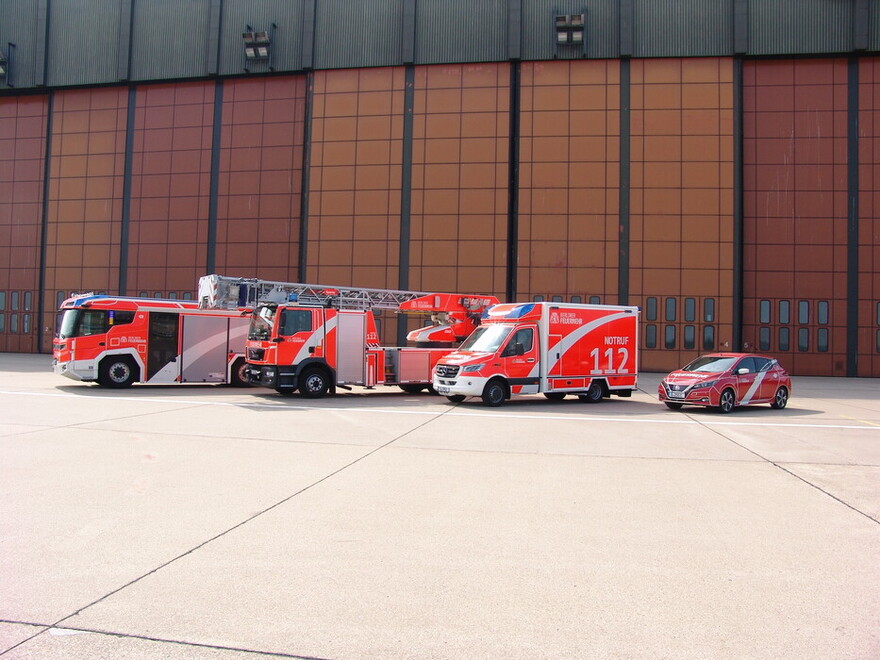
[633,0,732,58]
[415,0,508,65]
[313,0,404,70]
[46,0,124,87]
[0,0,42,89]
[1,0,878,91]
[749,0,854,56]
[129,0,214,81]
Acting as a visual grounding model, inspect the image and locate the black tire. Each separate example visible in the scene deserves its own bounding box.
[98,356,138,388]
[228,358,249,387]
[481,379,507,407]
[717,388,736,414]
[399,384,426,394]
[770,386,789,409]
[578,380,605,403]
[543,392,566,401]
[446,395,466,403]
[665,402,684,410]
[299,367,330,398]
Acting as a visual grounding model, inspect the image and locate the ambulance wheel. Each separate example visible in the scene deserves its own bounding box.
[299,367,330,398]
[717,388,736,414]
[446,395,466,403]
[98,356,138,388]
[578,380,605,403]
[399,384,426,394]
[481,379,507,407]
[664,402,684,410]
[543,392,566,401]
[229,358,249,387]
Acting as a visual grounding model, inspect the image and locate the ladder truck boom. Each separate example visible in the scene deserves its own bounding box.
[198,274,433,311]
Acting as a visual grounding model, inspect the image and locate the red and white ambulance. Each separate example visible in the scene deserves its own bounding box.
[432,301,640,406]
[53,294,250,387]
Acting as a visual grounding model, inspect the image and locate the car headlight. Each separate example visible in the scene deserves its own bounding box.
[461,364,484,373]
[691,380,717,389]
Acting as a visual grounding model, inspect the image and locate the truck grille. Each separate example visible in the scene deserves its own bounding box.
[247,347,265,361]
[435,364,459,378]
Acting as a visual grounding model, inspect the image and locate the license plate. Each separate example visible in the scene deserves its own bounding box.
[435,386,450,394]
[669,391,685,399]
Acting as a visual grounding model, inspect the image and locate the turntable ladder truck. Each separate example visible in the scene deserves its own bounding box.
[198,274,497,397]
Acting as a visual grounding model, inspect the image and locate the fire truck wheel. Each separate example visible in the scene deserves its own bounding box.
[717,388,736,414]
[98,356,138,388]
[399,384,426,394]
[229,358,249,387]
[578,380,605,403]
[299,367,330,398]
[481,380,507,407]
[543,392,566,401]
[446,395,466,403]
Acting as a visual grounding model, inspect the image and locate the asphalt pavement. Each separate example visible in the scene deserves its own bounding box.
[1,352,878,659]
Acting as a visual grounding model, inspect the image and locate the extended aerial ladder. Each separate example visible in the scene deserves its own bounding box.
[197,273,498,345]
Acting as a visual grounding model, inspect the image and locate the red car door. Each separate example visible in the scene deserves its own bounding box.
[733,356,761,404]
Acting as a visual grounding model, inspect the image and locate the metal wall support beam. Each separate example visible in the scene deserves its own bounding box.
[117,0,134,80]
[846,55,860,376]
[298,71,314,282]
[505,60,521,303]
[119,86,136,295]
[397,65,415,345]
[402,0,417,65]
[301,0,316,71]
[37,91,53,353]
[206,80,223,275]
[206,0,223,75]
[34,0,49,86]
[732,58,744,351]
[617,59,630,306]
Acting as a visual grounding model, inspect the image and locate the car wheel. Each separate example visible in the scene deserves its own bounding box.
[98,356,138,388]
[770,386,789,409]
[446,395,466,403]
[578,380,604,403]
[717,388,736,414]
[481,380,507,407]
[299,367,330,398]
[229,358,250,387]
[665,402,684,410]
[543,392,566,401]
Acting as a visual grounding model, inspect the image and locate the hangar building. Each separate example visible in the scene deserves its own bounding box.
[1,0,879,376]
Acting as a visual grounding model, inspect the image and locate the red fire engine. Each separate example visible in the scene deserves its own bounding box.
[432,301,640,406]
[53,294,250,387]
[196,275,498,397]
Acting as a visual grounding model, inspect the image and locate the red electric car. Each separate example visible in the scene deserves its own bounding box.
[658,353,792,413]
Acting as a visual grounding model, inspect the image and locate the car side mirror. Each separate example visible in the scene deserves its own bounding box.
[737,367,749,375]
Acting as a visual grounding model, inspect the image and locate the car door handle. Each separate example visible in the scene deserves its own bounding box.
[527,358,536,362]
[98,342,105,346]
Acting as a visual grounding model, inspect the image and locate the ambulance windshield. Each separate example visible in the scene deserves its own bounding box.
[458,324,512,353]
[248,305,275,340]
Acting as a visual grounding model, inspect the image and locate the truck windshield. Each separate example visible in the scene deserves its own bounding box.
[248,305,276,340]
[57,309,108,338]
[458,324,512,353]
